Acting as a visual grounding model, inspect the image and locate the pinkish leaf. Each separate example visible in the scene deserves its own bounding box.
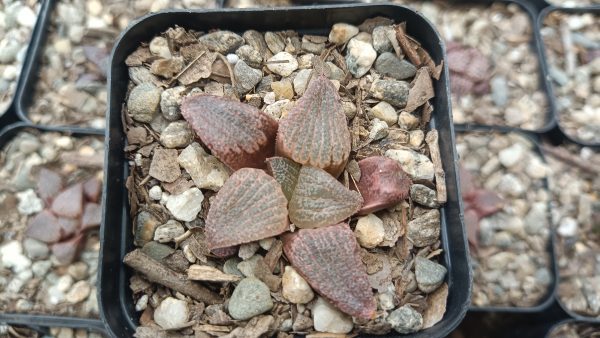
[356,156,411,215]
[266,157,300,201]
[469,189,504,218]
[83,178,102,203]
[464,208,479,251]
[51,183,84,218]
[459,166,476,200]
[289,166,363,229]
[181,95,278,170]
[81,203,102,230]
[206,168,289,250]
[26,210,62,243]
[51,233,85,265]
[37,168,63,204]
[276,74,351,177]
[283,223,376,319]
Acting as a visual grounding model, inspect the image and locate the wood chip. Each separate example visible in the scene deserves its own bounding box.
[404,68,434,113]
[425,130,447,204]
[178,51,217,85]
[264,239,283,273]
[395,24,421,67]
[422,283,448,329]
[187,265,240,282]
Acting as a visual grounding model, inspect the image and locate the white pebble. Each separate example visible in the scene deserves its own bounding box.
[312,297,353,334]
[282,266,314,304]
[149,185,163,200]
[354,214,385,248]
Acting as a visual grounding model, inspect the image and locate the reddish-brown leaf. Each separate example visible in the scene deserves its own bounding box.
[289,166,363,229]
[266,157,300,201]
[276,74,351,177]
[464,208,480,251]
[81,203,102,230]
[83,178,102,203]
[205,168,289,250]
[57,217,79,238]
[181,95,278,170]
[283,223,376,319]
[37,168,63,204]
[26,210,62,243]
[356,156,411,215]
[469,189,504,219]
[51,183,84,218]
[52,233,85,265]
[459,166,476,200]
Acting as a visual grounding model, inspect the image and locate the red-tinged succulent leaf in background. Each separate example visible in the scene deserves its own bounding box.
[283,223,376,319]
[24,169,102,265]
[460,165,504,251]
[205,168,289,251]
[288,166,363,229]
[181,95,278,171]
[355,156,412,215]
[446,42,491,97]
[276,73,351,178]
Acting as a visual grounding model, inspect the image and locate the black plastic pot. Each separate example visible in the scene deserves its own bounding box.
[544,319,600,338]
[100,4,472,338]
[537,5,600,148]
[0,122,106,336]
[0,0,48,122]
[454,125,559,313]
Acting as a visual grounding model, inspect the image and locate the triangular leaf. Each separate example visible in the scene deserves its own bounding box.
[266,157,300,201]
[283,223,376,319]
[276,74,351,177]
[206,168,289,250]
[289,166,363,229]
[182,95,278,170]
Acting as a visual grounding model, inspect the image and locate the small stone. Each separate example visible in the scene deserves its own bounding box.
[154,297,190,330]
[259,238,275,250]
[407,209,440,247]
[199,31,243,54]
[415,256,446,293]
[342,101,357,119]
[297,54,315,69]
[497,174,525,197]
[65,281,91,303]
[16,189,43,215]
[264,100,291,120]
[282,266,314,304]
[265,32,286,54]
[374,52,417,80]
[524,202,548,235]
[266,52,298,77]
[397,112,420,130]
[238,243,260,260]
[301,35,327,54]
[312,297,353,334]
[370,101,398,126]
[228,278,274,320]
[327,62,345,81]
[224,258,244,276]
[370,79,409,108]
[134,211,161,247]
[154,220,185,243]
[234,60,262,93]
[293,313,313,331]
[557,217,577,237]
[409,130,424,148]
[23,238,49,260]
[385,149,434,181]
[271,79,294,100]
[149,148,181,183]
[149,37,172,59]
[329,23,359,45]
[372,26,395,54]
[498,143,525,168]
[128,83,162,123]
[491,76,508,107]
[166,187,204,222]
[178,143,230,191]
[135,294,149,311]
[149,186,162,201]
[345,38,377,78]
[293,69,312,96]
[160,86,186,121]
[410,184,439,208]
[378,292,395,310]
[16,6,37,28]
[243,30,272,59]
[226,53,239,64]
[236,45,263,68]
[369,118,389,141]
[387,305,423,334]
[160,121,194,148]
[354,214,385,248]
[141,242,175,261]
[151,57,184,78]
[67,262,88,280]
[32,260,52,277]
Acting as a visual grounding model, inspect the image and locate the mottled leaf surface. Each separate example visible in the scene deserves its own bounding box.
[283,223,376,319]
[356,156,411,215]
[206,168,289,250]
[289,166,363,229]
[182,95,278,170]
[266,157,300,201]
[276,74,351,177]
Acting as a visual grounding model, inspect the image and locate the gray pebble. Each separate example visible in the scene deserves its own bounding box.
[265,32,286,54]
[370,79,409,108]
[410,184,439,208]
[234,60,262,94]
[199,30,243,54]
[406,209,440,247]
[228,277,273,320]
[128,83,162,123]
[22,238,49,260]
[160,86,186,121]
[372,26,395,54]
[415,256,447,293]
[160,121,194,148]
[223,257,244,277]
[235,45,263,68]
[141,241,175,261]
[386,305,423,334]
[243,30,272,59]
[374,52,417,80]
[491,76,509,107]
